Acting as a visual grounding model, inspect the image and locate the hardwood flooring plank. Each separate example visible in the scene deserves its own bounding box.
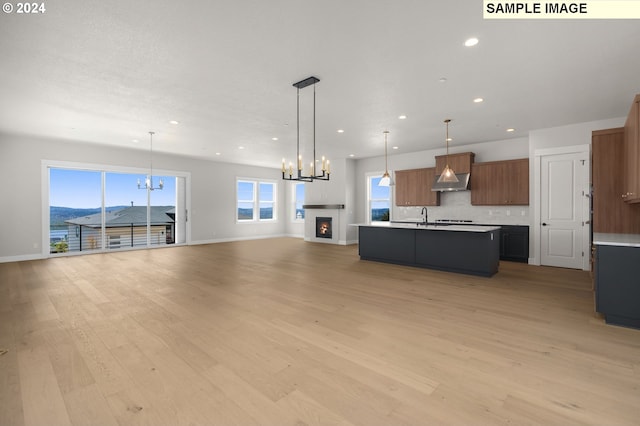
[17,346,72,426]
[63,384,119,426]
[1,238,639,425]
[271,317,441,395]
[203,364,304,425]
[0,337,25,426]
[276,389,354,426]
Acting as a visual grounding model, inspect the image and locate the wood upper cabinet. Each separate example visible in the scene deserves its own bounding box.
[592,127,640,233]
[435,152,475,174]
[623,95,640,203]
[470,158,529,205]
[394,168,440,206]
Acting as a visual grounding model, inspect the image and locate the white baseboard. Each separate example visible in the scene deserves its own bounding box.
[0,253,45,263]
[191,234,291,245]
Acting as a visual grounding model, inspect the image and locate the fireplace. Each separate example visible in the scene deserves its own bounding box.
[316,217,333,239]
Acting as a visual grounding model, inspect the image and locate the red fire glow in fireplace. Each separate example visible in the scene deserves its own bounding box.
[316,217,333,239]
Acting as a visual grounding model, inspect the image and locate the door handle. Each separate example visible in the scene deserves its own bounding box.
[542,222,548,226]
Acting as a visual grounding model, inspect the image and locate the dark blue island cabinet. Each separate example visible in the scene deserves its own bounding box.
[595,243,640,329]
[357,224,500,277]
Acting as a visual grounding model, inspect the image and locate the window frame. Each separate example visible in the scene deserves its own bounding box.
[236,178,278,223]
[42,159,190,258]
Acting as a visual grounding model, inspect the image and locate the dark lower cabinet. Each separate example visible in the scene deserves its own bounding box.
[595,244,640,329]
[358,226,416,264]
[358,226,500,277]
[499,225,529,263]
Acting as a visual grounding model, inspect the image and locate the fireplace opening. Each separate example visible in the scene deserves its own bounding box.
[316,217,333,239]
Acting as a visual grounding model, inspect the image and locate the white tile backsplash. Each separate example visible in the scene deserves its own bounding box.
[391,191,530,225]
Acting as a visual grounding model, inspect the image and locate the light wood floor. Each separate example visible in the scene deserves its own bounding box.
[1,238,639,425]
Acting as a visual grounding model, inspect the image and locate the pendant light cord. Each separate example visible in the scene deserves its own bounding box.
[444,119,451,166]
[384,131,389,172]
[149,131,154,180]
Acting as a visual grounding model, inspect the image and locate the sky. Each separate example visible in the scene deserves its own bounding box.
[50,168,177,208]
[370,176,390,200]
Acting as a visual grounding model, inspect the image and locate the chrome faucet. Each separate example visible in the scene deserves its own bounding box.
[421,207,428,224]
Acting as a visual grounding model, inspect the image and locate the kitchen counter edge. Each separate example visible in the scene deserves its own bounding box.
[593,233,640,247]
[350,223,501,233]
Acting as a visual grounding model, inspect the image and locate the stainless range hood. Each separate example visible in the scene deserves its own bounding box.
[431,172,470,192]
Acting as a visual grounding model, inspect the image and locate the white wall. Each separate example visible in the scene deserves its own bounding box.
[354,116,626,268]
[528,117,625,266]
[303,157,358,244]
[0,115,629,263]
[353,136,531,226]
[0,133,289,261]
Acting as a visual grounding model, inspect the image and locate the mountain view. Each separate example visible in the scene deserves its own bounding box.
[50,206,128,228]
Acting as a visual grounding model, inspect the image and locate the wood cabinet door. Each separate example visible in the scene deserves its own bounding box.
[471,159,528,205]
[394,170,411,206]
[623,97,640,203]
[471,162,507,205]
[592,128,640,233]
[506,159,529,205]
[420,168,440,206]
[394,168,440,206]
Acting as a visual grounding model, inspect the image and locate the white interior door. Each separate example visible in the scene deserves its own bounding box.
[540,152,589,269]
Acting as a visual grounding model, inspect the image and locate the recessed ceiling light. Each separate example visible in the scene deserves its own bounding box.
[392,146,399,150]
[132,139,139,143]
[169,120,179,125]
[398,115,407,120]
[337,129,344,133]
[215,152,221,156]
[473,97,484,103]
[464,37,479,47]
[438,77,447,83]
[446,137,452,142]
[238,146,245,150]
[506,128,515,132]
[349,154,355,157]
[272,137,278,141]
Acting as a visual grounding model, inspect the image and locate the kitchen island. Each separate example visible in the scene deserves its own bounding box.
[355,222,501,277]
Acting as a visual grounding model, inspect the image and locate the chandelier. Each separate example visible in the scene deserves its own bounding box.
[281,76,330,182]
[137,131,164,190]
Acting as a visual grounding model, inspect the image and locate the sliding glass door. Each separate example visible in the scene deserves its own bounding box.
[49,168,103,253]
[48,165,186,255]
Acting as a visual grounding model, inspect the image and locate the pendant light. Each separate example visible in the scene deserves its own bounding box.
[281,76,330,182]
[137,131,164,191]
[437,119,459,183]
[379,130,393,186]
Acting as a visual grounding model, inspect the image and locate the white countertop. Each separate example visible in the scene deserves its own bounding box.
[593,233,640,247]
[351,222,501,233]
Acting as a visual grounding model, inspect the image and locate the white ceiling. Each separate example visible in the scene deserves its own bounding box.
[1,0,639,168]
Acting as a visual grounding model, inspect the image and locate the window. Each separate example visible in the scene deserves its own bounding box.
[49,168,102,253]
[105,172,176,248]
[368,175,390,222]
[293,182,305,221]
[237,179,277,222]
[47,162,187,255]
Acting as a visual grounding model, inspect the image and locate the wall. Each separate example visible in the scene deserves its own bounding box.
[528,117,625,267]
[303,157,358,244]
[0,133,290,261]
[0,116,629,263]
[355,117,626,269]
[353,136,531,226]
